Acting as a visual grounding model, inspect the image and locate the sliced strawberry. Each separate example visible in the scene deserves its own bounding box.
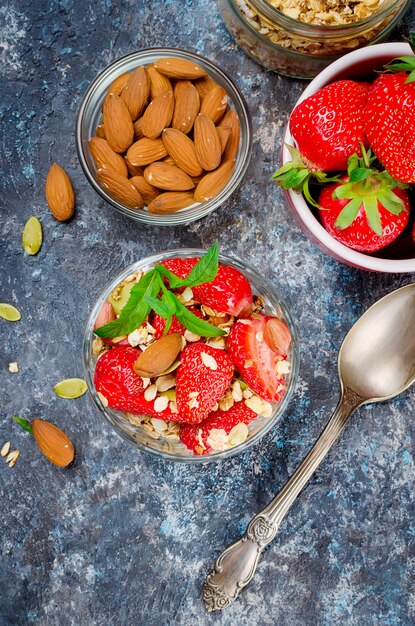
[180,401,257,455]
[151,307,204,339]
[161,258,253,317]
[175,343,234,424]
[227,315,285,402]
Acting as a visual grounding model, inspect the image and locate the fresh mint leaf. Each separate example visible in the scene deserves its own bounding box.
[162,291,178,314]
[164,317,173,335]
[173,297,225,337]
[154,264,184,289]
[144,296,170,318]
[12,415,33,434]
[154,242,219,289]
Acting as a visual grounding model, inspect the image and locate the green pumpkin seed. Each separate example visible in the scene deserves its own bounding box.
[159,359,181,376]
[54,378,87,399]
[22,216,42,255]
[108,281,134,315]
[0,303,21,322]
[159,389,176,401]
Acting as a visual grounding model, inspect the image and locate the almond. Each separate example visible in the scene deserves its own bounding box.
[217,125,231,154]
[95,124,106,139]
[129,175,160,204]
[172,81,200,134]
[133,333,183,377]
[97,168,144,209]
[32,418,74,467]
[144,162,194,191]
[153,57,207,80]
[133,117,144,140]
[121,66,150,120]
[89,137,128,177]
[264,318,292,355]
[200,85,228,124]
[102,93,134,153]
[126,138,167,167]
[162,155,177,166]
[220,109,240,161]
[194,114,221,171]
[108,72,131,97]
[147,64,173,99]
[162,128,202,177]
[194,160,234,203]
[45,163,75,221]
[125,159,144,177]
[147,191,195,214]
[141,90,174,139]
[194,75,219,100]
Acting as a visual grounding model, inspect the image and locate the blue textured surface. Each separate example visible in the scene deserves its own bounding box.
[1,2,415,625]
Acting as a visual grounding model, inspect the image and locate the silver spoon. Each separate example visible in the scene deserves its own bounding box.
[203,283,415,612]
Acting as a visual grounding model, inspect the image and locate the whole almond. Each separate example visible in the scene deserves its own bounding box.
[153,58,207,80]
[108,72,131,97]
[147,191,195,214]
[45,163,75,221]
[144,162,194,191]
[32,418,74,467]
[102,93,134,153]
[162,155,177,166]
[95,124,106,139]
[147,64,173,99]
[200,85,228,124]
[194,75,219,100]
[127,138,167,167]
[125,159,144,177]
[133,333,183,377]
[220,109,240,161]
[129,176,159,204]
[264,318,292,355]
[172,81,200,134]
[194,114,221,171]
[97,168,144,209]
[162,128,202,177]
[141,90,174,139]
[121,66,150,120]
[89,137,128,177]
[217,125,231,155]
[194,160,234,203]
[133,117,144,140]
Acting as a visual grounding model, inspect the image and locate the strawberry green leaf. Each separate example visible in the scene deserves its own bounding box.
[364,196,382,237]
[376,191,404,216]
[334,196,362,230]
[12,415,33,434]
[173,297,225,337]
[349,168,372,183]
[333,183,355,200]
[406,68,415,84]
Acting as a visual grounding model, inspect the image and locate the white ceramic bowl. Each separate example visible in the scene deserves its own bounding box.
[282,42,415,273]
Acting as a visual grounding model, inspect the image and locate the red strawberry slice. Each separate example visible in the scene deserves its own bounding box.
[364,72,415,184]
[175,343,234,424]
[151,307,204,339]
[227,315,286,402]
[180,401,257,455]
[161,258,253,317]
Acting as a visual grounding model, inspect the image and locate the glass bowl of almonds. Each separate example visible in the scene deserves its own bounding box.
[83,248,299,462]
[76,48,252,225]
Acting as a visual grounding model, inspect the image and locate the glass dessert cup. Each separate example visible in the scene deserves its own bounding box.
[83,249,299,463]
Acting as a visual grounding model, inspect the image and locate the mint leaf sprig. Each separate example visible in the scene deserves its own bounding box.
[94,242,226,339]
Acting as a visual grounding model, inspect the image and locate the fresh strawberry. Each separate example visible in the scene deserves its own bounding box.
[364,71,415,183]
[175,343,234,424]
[180,401,257,455]
[151,307,204,339]
[413,221,415,245]
[318,150,410,253]
[161,258,253,317]
[227,314,286,402]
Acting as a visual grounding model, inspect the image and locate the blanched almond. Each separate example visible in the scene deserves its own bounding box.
[121,66,150,120]
[133,333,183,377]
[129,175,159,204]
[194,160,234,202]
[147,64,173,99]
[89,137,128,177]
[162,128,202,177]
[154,58,207,80]
[126,138,167,167]
[200,85,228,124]
[45,163,75,221]
[97,168,144,209]
[172,81,200,134]
[133,117,144,140]
[194,114,221,171]
[264,318,291,355]
[147,191,195,214]
[32,419,74,468]
[144,162,194,191]
[102,93,134,153]
[220,109,240,161]
[141,90,174,139]
[108,72,131,97]
[194,75,219,99]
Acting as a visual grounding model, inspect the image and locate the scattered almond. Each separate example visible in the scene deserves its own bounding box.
[45,163,75,221]
[144,162,194,191]
[129,176,160,204]
[89,137,128,177]
[134,333,183,377]
[121,66,150,120]
[127,138,167,167]
[97,169,144,209]
[194,114,222,171]
[141,90,174,139]
[147,64,173,99]
[200,85,228,124]
[108,72,131,97]
[265,318,292,355]
[162,128,202,177]
[102,93,134,153]
[194,160,234,203]
[172,81,200,134]
[147,191,195,214]
[32,418,74,467]
[153,57,207,80]
[220,109,241,161]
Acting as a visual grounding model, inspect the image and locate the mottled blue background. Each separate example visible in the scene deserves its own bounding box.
[1,1,414,624]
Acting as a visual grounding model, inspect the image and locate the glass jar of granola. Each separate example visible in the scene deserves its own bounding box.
[218,0,412,78]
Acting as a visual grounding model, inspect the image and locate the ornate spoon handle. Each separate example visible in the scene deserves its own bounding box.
[203,388,363,612]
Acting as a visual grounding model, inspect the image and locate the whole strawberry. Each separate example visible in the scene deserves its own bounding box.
[175,343,234,423]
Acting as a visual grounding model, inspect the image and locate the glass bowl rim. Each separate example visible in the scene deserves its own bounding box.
[82,248,300,463]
